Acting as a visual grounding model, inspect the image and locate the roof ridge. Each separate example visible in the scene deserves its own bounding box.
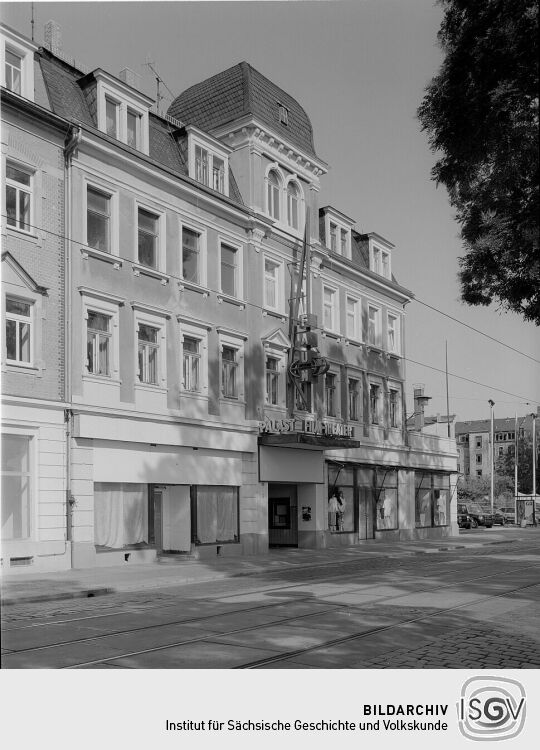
[240,61,252,117]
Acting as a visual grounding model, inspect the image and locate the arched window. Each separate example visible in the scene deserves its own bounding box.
[287,182,300,229]
[267,170,281,220]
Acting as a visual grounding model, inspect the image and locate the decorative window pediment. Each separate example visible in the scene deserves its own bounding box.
[262,327,292,352]
[186,126,231,196]
[1,252,48,295]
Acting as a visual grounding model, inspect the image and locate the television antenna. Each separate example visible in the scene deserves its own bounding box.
[144,57,176,116]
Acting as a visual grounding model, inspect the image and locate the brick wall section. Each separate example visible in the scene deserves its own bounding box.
[2,119,65,402]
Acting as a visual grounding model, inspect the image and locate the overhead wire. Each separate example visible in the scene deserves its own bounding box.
[3,213,539,406]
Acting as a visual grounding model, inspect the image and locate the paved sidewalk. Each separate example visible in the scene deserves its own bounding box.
[0,530,524,606]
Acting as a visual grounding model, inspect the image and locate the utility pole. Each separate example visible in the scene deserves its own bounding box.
[445,340,450,438]
[488,399,495,516]
[532,412,537,525]
[514,412,518,521]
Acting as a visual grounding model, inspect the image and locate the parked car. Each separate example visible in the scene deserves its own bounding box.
[457,506,471,529]
[457,503,493,528]
[493,506,516,525]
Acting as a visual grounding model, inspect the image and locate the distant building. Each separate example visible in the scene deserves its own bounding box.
[455,412,538,477]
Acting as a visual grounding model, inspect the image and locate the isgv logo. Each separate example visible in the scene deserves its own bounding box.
[457,676,526,741]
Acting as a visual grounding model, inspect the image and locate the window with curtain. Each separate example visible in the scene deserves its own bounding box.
[94,483,148,549]
[375,469,398,530]
[415,473,451,528]
[194,486,239,544]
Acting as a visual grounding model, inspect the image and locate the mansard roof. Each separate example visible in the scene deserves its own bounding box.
[168,62,318,159]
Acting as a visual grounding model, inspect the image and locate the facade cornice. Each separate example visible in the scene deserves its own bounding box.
[320,250,413,305]
[1,87,70,133]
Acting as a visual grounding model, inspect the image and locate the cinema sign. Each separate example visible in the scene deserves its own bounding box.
[258,417,354,439]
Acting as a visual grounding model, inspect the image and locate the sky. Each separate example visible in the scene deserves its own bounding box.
[3,0,539,422]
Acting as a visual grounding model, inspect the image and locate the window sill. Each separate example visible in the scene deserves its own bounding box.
[367,345,383,354]
[132,263,169,285]
[135,382,167,393]
[388,352,402,360]
[6,225,40,242]
[178,280,210,297]
[344,337,363,348]
[3,361,41,374]
[83,374,121,385]
[181,389,209,400]
[220,396,246,405]
[80,247,122,268]
[217,293,245,310]
[321,330,341,340]
[262,308,287,322]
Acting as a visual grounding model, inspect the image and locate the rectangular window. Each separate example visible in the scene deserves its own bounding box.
[86,310,111,376]
[182,227,200,284]
[265,356,279,405]
[327,467,355,533]
[387,314,399,353]
[182,336,200,392]
[137,323,159,384]
[105,97,118,138]
[264,258,280,310]
[346,297,359,339]
[222,346,238,399]
[477,470,482,477]
[476,454,482,464]
[325,373,337,416]
[370,383,380,425]
[6,163,31,232]
[340,228,347,255]
[296,380,311,412]
[278,105,289,125]
[376,469,398,531]
[1,434,31,540]
[5,50,22,94]
[389,389,399,428]
[126,109,140,149]
[348,378,359,421]
[87,186,110,253]
[195,145,208,185]
[193,486,239,544]
[330,223,337,252]
[382,251,390,278]
[220,244,237,297]
[323,287,336,330]
[94,483,148,549]
[5,297,32,364]
[212,156,225,193]
[373,247,381,274]
[476,438,482,448]
[138,208,159,269]
[368,306,380,346]
[415,473,450,528]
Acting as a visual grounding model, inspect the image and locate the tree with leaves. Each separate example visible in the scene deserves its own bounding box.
[418,1,539,323]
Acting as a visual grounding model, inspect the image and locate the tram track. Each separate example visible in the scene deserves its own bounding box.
[3,559,538,669]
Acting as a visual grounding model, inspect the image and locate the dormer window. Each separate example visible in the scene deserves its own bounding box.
[278,104,289,125]
[1,25,37,101]
[187,128,230,196]
[90,69,152,154]
[370,243,392,278]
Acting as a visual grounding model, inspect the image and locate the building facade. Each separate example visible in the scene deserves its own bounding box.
[1,22,458,574]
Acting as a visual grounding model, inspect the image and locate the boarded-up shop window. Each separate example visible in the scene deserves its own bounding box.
[194,486,239,544]
[94,483,148,549]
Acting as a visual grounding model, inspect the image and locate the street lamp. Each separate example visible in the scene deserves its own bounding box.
[488,400,495,516]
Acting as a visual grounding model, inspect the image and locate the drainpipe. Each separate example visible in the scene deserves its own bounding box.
[64,124,82,563]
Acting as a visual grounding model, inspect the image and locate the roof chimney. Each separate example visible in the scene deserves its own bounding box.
[44,20,62,56]
[413,384,432,432]
[119,68,142,92]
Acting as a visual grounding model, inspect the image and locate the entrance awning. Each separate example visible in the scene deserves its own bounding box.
[258,433,361,449]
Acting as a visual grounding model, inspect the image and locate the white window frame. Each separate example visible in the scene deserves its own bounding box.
[179,319,209,399]
[322,285,339,333]
[263,254,284,312]
[96,75,150,154]
[187,130,230,196]
[266,165,284,222]
[135,201,166,272]
[261,331,290,411]
[4,295,33,366]
[218,237,244,300]
[285,177,304,232]
[387,312,401,355]
[265,354,280,406]
[5,160,33,235]
[218,331,246,402]
[347,375,361,422]
[345,295,361,341]
[369,381,382,425]
[81,294,121,382]
[324,212,352,259]
[1,28,36,100]
[388,385,401,429]
[1,426,38,542]
[370,242,392,278]
[179,217,207,288]
[133,308,168,390]
[2,255,46,372]
[367,304,382,348]
[83,177,120,257]
[325,370,339,418]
